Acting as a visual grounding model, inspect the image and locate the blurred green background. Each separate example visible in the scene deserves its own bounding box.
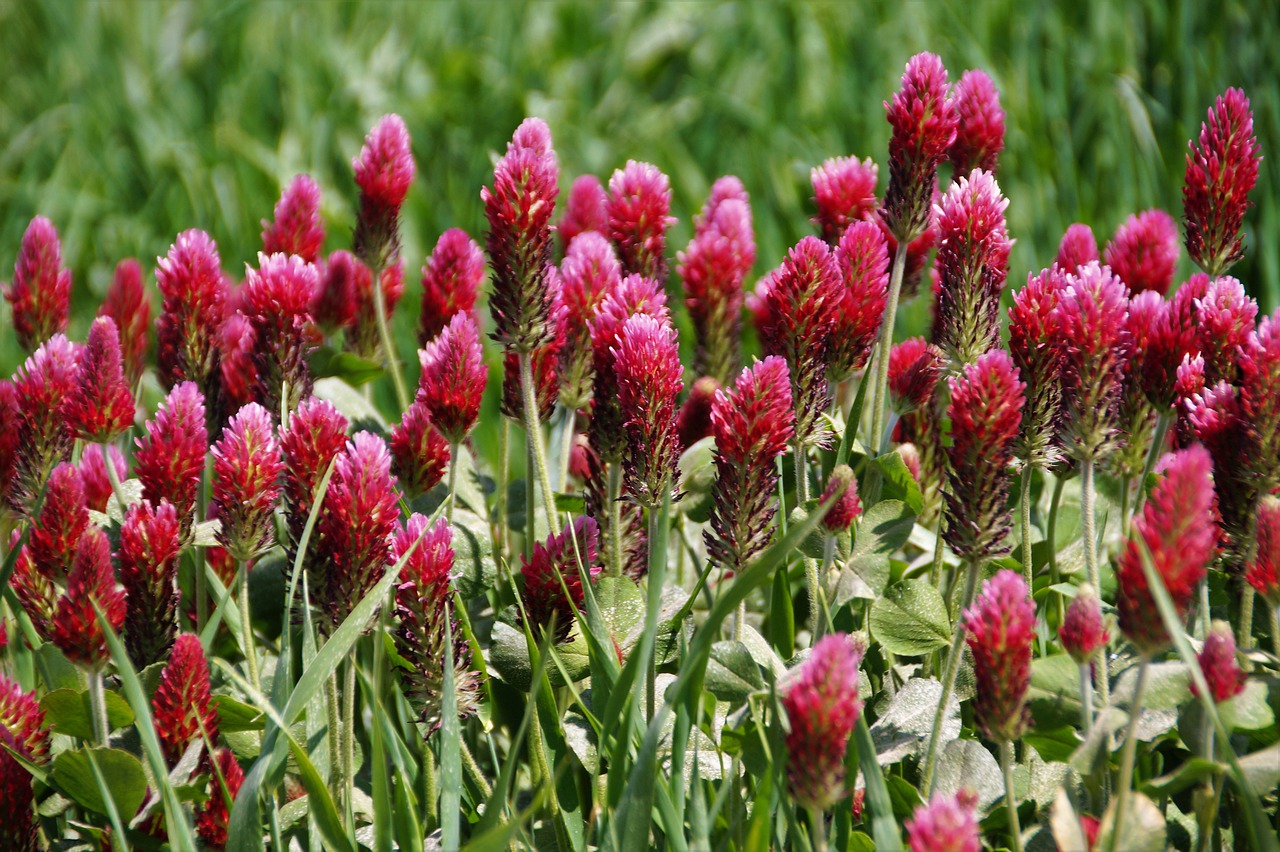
[2,0,1276,401]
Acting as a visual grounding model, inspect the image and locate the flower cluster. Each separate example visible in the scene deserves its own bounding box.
[882,52,958,241]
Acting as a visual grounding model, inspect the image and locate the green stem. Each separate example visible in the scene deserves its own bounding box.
[343,658,357,831]
[928,518,947,587]
[1047,474,1066,625]
[999,739,1024,852]
[196,461,210,632]
[1109,656,1150,852]
[647,507,661,722]
[921,559,980,794]
[1239,586,1255,652]
[102,442,129,512]
[238,559,260,694]
[1079,662,1094,736]
[370,261,410,412]
[447,442,460,524]
[796,445,823,639]
[519,351,559,535]
[1081,459,1112,721]
[556,405,576,492]
[326,675,342,800]
[867,238,908,461]
[607,462,625,577]
[1271,604,1280,659]
[497,420,510,556]
[1019,465,1034,588]
[1135,411,1171,512]
[88,670,110,746]
[460,739,492,799]
[1119,475,1132,539]
[808,806,828,852]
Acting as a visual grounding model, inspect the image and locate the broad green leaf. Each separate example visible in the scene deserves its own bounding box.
[677,435,717,522]
[852,499,915,558]
[52,747,148,819]
[833,553,890,606]
[869,579,951,656]
[1139,757,1222,798]
[310,346,384,386]
[1218,680,1275,731]
[934,739,1003,812]
[1096,791,1165,852]
[869,677,960,765]
[214,695,266,733]
[705,641,765,703]
[39,688,134,741]
[872,452,924,515]
[451,508,498,599]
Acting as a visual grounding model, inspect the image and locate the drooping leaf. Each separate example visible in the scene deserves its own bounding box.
[869,580,951,656]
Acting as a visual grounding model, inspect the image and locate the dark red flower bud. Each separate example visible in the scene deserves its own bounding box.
[313,250,360,332]
[948,69,1005,175]
[152,632,218,766]
[417,311,488,444]
[66,316,135,442]
[521,516,601,642]
[352,114,415,271]
[1183,88,1260,276]
[4,216,71,352]
[243,252,319,417]
[1191,621,1246,703]
[906,789,981,852]
[120,499,182,666]
[418,228,485,347]
[615,313,684,507]
[1055,223,1099,274]
[820,465,862,533]
[828,220,889,382]
[811,156,879,246]
[557,232,620,407]
[964,569,1034,741]
[262,174,324,263]
[389,401,450,498]
[196,748,243,850]
[52,529,126,669]
[559,174,609,252]
[99,258,150,385]
[156,229,227,398]
[1104,209,1179,295]
[1059,584,1109,665]
[679,188,755,382]
[607,160,676,280]
[781,633,865,810]
[219,310,257,413]
[882,53,958,242]
[888,337,944,415]
[135,381,207,536]
[676,376,720,450]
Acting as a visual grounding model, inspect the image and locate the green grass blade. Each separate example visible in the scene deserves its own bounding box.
[440,618,463,851]
[853,714,904,852]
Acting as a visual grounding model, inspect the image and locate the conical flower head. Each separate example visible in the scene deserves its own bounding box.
[1240,309,1280,490]
[615,313,684,508]
[1116,445,1217,655]
[78,443,126,512]
[352,114,415,270]
[558,174,608,252]
[1247,499,1280,605]
[1192,621,1246,704]
[66,316,136,442]
[8,335,79,514]
[948,69,1005,175]
[243,252,319,417]
[1127,290,1185,412]
[828,219,889,381]
[521,516,601,642]
[484,117,560,353]
[219,309,257,412]
[887,337,944,415]
[152,633,218,766]
[212,402,283,561]
[1107,294,1162,479]
[417,311,488,444]
[706,357,795,572]
[1188,382,1255,558]
[0,381,19,508]
[25,462,88,582]
[340,255,406,361]
[1104,209,1179,295]
[607,160,676,280]
[418,228,485,346]
[0,676,48,852]
[156,229,226,396]
[262,174,324,263]
[119,500,183,667]
[1183,88,1261,275]
[389,400,450,498]
[197,747,243,850]
[312,249,359,332]
[810,155,879,246]
[280,396,348,558]
[1055,223,1100,274]
[676,376,720,450]
[820,465,862,533]
[5,216,71,352]
[964,569,1034,741]
[52,529,126,669]
[1060,584,1109,664]
[135,381,208,536]
[99,258,150,385]
[695,175,751,234]
[882,52,958,242]
[1008,267,1067,466]
[906,790,981,852]
[781,633,865,811]
[1173,353,1207,448]
[933,169,1012,368]
[679,191,755,383]
[1195,275,1257,385]
[557,231,620,407]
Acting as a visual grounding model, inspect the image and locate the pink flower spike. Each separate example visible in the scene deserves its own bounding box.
[781,633,865,810]
[197,747,243,850]
[212,402,283,562]
[219,310,258,413]
[1240,310,1280,488]
[390,400,450,498]
[262,174,324,263]
[418,228,485,347]
[906,790,981,852]
[521,516,601,642]
[135,381,208,536]
[1060,584,1109,665]
[882,52,958,242]
[1172,353,1207,448]
[615,313,684,507]
[1188,381,1255,557]
[156,229,227,396]
[119,499,183,666]
[829,219,889,381]
[99,258,150,385]
[152,633,218,767]
[4,216,71,352]
[558,174,608,251]
[679,191,755,382]
[1247,499,1280,606]
[608,160,676,280]
[1104,209,1179,295]
[887,337,944,415]
[25,462,88,582]
[558,232,621,407]
[820,465,862,533]
[1183,88,1261,275]
[417,311,488,445]
[52,529,126,670]
[0,381,20,506]
[0,675,49,852]
[66,316,136,442]
[1008,266,1067,466]
[78,443,126,512]
[1192,621,1246,704]
[352,114,415,270]
[810,156,879,245]
[1195,275,1258,385]
[280,396,349,557]
[949,69,1005,175]
[7,335,80,514]
[964,569,1035,741]
[1055,223,1100,274]
[676,376,720,450]
[697,176,751,234]
[243,252,320,417]
[313,250,360,332]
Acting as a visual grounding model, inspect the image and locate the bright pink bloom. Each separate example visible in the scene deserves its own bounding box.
[521,516,601,642]
[1240,310,1280,489]
[948,69,1005,175]
[1173,353,1207,448]
[0,381,19,505]
[4,216,70,352]
[66,316,135,442]
[119,499,182,666]
[828,219,889,381]
[1008,267,1067,466]
[607,160,676,280]
[557,232,620,407]
[219,310,257,412]
[1183,88,1261,275]
[156,229,227,396]
[906,790,981,852]
[1192,621,1246,703]
[1188,382,1255,558]
[24,462,87,582]
[781,633,865,810]
[0,676,48,852]
[197,747,243,850]
[1247,500,1280,605]
[418,228,485,346]
[243,252,319,416]
[52,529,126,669]
[696,176,751,234]
[558,174,608,251]
[810,156,879,245]
[1104,209,1179,295]
[389,400,450,497]
[352,114,415,270]
[417,311,488,444]
[77,443,126,512]
[1116,446,1217,655]
[152,633,218,766]
[888,337,944,415]
[313,249,360,331]
[820,465,862,533]
[7,335,79,514]
[99,258,150,385]
[615,313,684,507]
[262,174,324,262]
[212,402,282,561]
[1126,291,1179,412]
[1055,223,1100,274]
[882,53,958,242]
[280,396,349,556]
[964,569,1034,741]
[944,349,1025,560]
[135,381,207,537]
[1059,584,1109,665]
[679,190,755,382]
[1195,275,1258,385]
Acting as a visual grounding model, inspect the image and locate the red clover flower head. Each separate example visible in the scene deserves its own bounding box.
[948,69,1005,175]
[1055,223,1100,274]
[1247,499,1280,605]
[1104,209,1179,295]
[5,216,71,352]
[676,376,720,450]
[389,400,450,498]
[25,462,87,582]
[1126,290,1179,412]
[614,313,684,508]
[243,252,320,416]
[66,316,135,442]
[135,381,208,536]
[417,311,488,445]
[8,334,80,514]
[882,52,958,242]
[1059,584,1109,665]
[280,396,349,555]
[212,402,283,562]
[77,443,126,512]
[262,174,324,263]
[696,175,751,233]
[964,569,1035,741]
[119,499,183,667]
[52,529,126,670]
[197,748,244,850]
[352,114,415,270]
[887,337,944,415]
[1240,310,1280,489]
[312,249,359,332]
[607,160,676,280]
[1195,275,1258,385]
[820,465,862,533]
[557,231,620,407]
[99,258,150,385]
[0,675,48,852]
[906,790,981,852]
[1187,381,1256,557]
[152,633,218,767]
[156,229,227,397]
[1192,621,1246,704]
[418,228,485,346]
[1173,353,1207,447]
[810,156,879,245]
[828,219,889,381]
[520,516,601,643]
[679,190,755,382]
[1183,88,1261,275]
[219,310,257,413]
[558,174,608,251]
[1008,267,1067,466]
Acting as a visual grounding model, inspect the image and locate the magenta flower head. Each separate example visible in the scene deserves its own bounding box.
[964,569,1034,741]
[280,396,349,557]
[393,515,479,729]
[25,462,87,583]
[820,464,861,533]
[7,334,79,514]
[484,117,560,354]
[100,258,150,385]
[933,169,1012,367]
[557,231,621,408]
[780,633,865,810]
[219,310,258,413]
[607,160,676,280]
[1240,311,1280,489]
[1192,621,1246,704]
[810,155,879,246]
[390,400,450,498]
[352,114,415,270]
[1104,209,1179,295]
[65,316,135,442]
[243,252,320,417]
[119,499,183,666]
[906,790,981,852]
[1173,353,1207,448]
[758,236,842,447]
[559,174,609,251]
[78,443,126,512]
[5,216,71,352]
[418,228,485,346]
[521,516,601,642]
[316,432,399,632]
[135,381,207,536]
[882,52,958,242]
[1054,261,1131,461]
[948,69,1005,175]
[1247,499,1280,605]
[706,357,795,573]
[1055,223,1100,274]
[1196,275,1258,385]
[828,219,890,382]
[156,229,227,398]
[679,191,756,383]
[197,747,244,850]
[152,632,218,767]
[1188,381,1255,558]
[52,529,126,670]
[0,675,49,852]
[212,402,283,562]
[696,175,750,233]
[676,375,720,450]
[944,349,1025,561]
[1059,584,1109,665]
[1116,445,1217,656]
[1126,290,1181,413]
[262,174,324,263]
[1183,88,1261,276]
[312,249,359,332]
[417,311,488,445]
[615,313,684,508]
[888,337,944,415]
[1008,267,1067,467]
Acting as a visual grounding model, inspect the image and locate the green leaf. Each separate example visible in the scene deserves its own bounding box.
[312,376,388,429]
[52,747,148,819]
[852,499,916,558]
[310,346,384,386]
[935,739,1003,812]
[451,508,498,599]
[677,435,717,522]
[770,566,795,660]
[872,452,924,515]
[214,695,267,733]
[869,579,951,656]
[1096,790,1165,852]
[833,553,890,606]
[854,714,905,852]
[39,688,134,741]
[554,492,586,514]
[1218,680,1275,731]
[869,677,960,765]
[1139,757,1222,798]
[439,620,462,852]
[705,641,765,703]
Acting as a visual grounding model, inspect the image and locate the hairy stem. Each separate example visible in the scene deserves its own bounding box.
[1000,739,1024,852]
[867,238,909,462]
[1239,586,1255,653]
[519,351,559,535]
[1119,475,1132,539]
[1081,459,1112,719]
[1079,662,1094,736]
[343,658,357,831]
[1109,656,1150,852]
[1135,411,1171,512]
[196,461,210,632]
[460,739,493,799]
[607,462,625,577]
[447,442,460,524]
[238,558,260,694]
[326,675,342,801]
[88,670,110,746]
[808,806,828,852]
[556,404,576,492]
[1019,464,1034,587]
[1047,474,1066,625]
[370,261,410,412]
[921,558,980,794]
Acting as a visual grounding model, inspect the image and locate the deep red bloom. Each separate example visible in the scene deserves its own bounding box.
[820,465,862,533]
[66,316,136,442]
[0,381,18,507]
[964,569,1034,741]
[135,381,207,535]
[1188,382,1256,558]
[1183,88,1261,275]
[679,189,755,382]
[948,69,1005,175]
[781,633,865,810]
[119,499,183,666]
[882,53,958,242]
[219,310,257,412]
[888,337,944,415]
[1104,209,1179,295]
[1116,445,1217,655]
[706,357,795,573]
[521,516,601,642]
[280,396,349,558]
[1195,275,1258,385]
[418,228,485,347]
[1247,499,1280,605]
[810,156,879,245]
[1127,290,1184,412]
[557,231,620,407]
[676,376,720,450]
[558,174,609,251]
[262,174,324,262]
[212,402,282,561]
[78,443,126,512]
[99,258,150,385]
[1055,223,1100,274]
[1192,621,1246,703]
[1108,293,1162,479]
[243,252,319,416]
[1059,584,1109,665]
[615,313,684,507]
[0,676,48,852]
[390,400,450,497]
[152,633,218,766]
[8,335,80,514]
[352,114,415,270]
[1240,310,1280,489]
[1173,353,1207,447]
[944,349,1025,560]
[829,219,889,381]
[417,311,488,444]
[156,229,227,396]
[25,462,87,582]
[1008,267,1067,466]
[197,747,243,850]
[313,249,360,331]
[906,790,981,852]
[52,529,126,669]
[607,160,676,280]
[4,216,71,352]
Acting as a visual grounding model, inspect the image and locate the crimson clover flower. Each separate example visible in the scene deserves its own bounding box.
[520,516,601,643]
[77,443,126,512]
[0,675,48,852]
[820,465,862,533]
[1192,621,1246,704]
[99,257,150,386]
[615,313,684,508]
[882,52,958,242]
[557,231,620,408]
[212,402,283,562]
[1240,309,1280,491]
[1104,209,1179,295]
[964,569,1035,741]
[417,311,488,445]
[1195,275,1258,385]
[262,174,324,262]
[888,337,944,416]
[1188,382,1256,559]
[8,335,79,514]
[352,114,415,271]
[4,216,71,353]
[828,219,890,382]
[25,462,88,583]
[120,499,183,667]
[810,155,879,246]
[1183,87,1261,276]
[607,159,676,280]
[676,376,720,450]
[906,789,981,852]
[156,229,227,399]
[219,310,257,413]
[389,400,450,498]
[1059,584,1109,665]
[243,252,320,417]
[66,316,135,442]
[558,174,608,252]
[135,381,208,537]
[197,747,244,850]
[1172,353,1206,448]
[280,396,349,563]
[948,68,1005,175]
[152,633,218,766]
[418,228,485,347]
[52,528,126,670]
[1008,267,1067,468]
[1247,499,1280,605]
[1055,223,1099,274]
